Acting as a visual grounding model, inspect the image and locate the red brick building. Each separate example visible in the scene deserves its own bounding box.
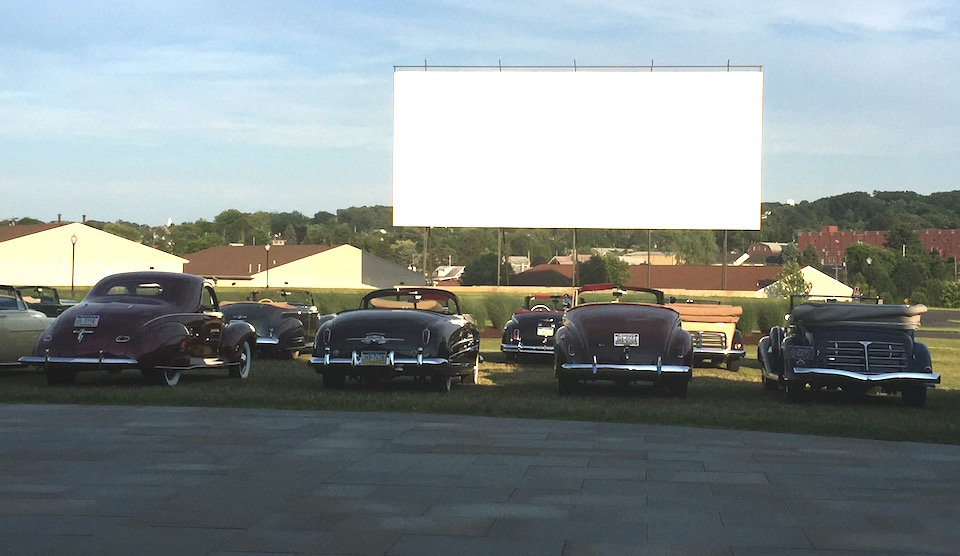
[798,226,960,266]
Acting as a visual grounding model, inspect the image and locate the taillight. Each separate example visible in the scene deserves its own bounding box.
[422,329,431,344]
[322,329,331,344]
[512,329,520,341]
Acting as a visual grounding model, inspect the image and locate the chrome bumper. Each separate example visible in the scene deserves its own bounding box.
[501,343,553,354]
[309,350,447,367]
[693,348,746,358]
[561,355,690,378]
[792,367,940,385]
[19,355,139,369]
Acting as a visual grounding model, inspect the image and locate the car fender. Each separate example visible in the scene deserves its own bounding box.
[221,320,256,362]
[137,321,192,369]
[768,326,784,363]
[911,341,933,372]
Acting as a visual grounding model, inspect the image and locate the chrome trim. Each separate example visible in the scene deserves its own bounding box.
[792,367,940,384]
[256,337,281,345]
[693,348,746,357]
[561,363,690,375]
[502,342,554,354]
[310,350,447,367]
[19,356,138,367]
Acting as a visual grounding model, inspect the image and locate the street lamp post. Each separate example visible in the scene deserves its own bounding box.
[264,243,271,289]
[865,257,872,298]
[70,233,78,295]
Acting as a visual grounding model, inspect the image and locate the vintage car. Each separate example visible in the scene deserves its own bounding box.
[17,285,76,317]
[757,296,939,407]
[20,271,256,386]
[554,284,693,397]
[309,287,480,392]
[1,285,54,367]
[501,293,571,360]
[221,289,320,359]
[666,301,745,371]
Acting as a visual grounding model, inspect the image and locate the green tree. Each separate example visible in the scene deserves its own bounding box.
[770,261,811,298]
[103,222,144,243]
[884,221,923,256]
[460,253,514,286]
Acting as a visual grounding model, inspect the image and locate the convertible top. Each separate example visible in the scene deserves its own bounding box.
[666,303,742,323]
[790,302,926,330]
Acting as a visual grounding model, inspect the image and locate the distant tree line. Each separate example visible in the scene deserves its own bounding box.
[6,190,960,305]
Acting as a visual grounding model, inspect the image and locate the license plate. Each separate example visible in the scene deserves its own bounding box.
[786,345,815,367]
[537,326,555,337]
[360,352,389,366]
[74,315,99,327]
[613,333,639,347]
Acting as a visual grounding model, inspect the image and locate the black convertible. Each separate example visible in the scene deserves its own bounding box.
[554,285,693,397]
[757,296,939,407]
[20,271,256,386]
[221,289,320,359]
[309,287,480,392]
[500,293,570,360]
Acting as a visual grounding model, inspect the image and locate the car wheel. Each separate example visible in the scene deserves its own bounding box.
[45,368,77,386]
[727,357,740,372]
[433,374,453,393]
[230,341,252,379]
[322,370,346,389]
[902,385,927,408]
[669,379,689,398]
[462,353,479,384]
[143,367,181,386]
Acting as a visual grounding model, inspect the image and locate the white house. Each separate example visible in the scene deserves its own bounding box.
[184,243,425,289]
[756,265,854,299]
[0,222,187,287]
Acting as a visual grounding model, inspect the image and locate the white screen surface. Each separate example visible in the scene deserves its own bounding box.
[393,69,762,230]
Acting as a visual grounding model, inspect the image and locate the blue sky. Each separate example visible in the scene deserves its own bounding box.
[2,1,958,226]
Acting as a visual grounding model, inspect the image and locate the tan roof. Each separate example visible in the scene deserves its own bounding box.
[0,223,63,243]
[183,244,334,279]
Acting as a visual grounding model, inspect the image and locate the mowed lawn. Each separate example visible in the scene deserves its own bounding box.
[3,332,960,444]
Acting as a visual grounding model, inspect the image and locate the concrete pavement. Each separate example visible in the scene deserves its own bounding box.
[2,404,959,555]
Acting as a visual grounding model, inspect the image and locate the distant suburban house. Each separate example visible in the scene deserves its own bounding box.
[432,265,465,285]
[183,243,424,289]
[756,265,853,299]
[745,242,792,265]
[505,256,531,274]
[0,221,187,286]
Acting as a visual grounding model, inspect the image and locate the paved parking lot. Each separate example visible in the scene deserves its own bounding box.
[2,403,960,555]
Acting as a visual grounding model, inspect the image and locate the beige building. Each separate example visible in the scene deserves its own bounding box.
[183,243,425,289]
[756,265,854,299]
[0,222,186,287]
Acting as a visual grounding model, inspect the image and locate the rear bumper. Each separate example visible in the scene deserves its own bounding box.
[19,355,138,370]
[500,342,554,355]
[560,361,691,382]
[693,348,745,359]
[310,351,449,369]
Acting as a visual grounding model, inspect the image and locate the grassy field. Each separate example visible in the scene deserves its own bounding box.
[3,336,959,445]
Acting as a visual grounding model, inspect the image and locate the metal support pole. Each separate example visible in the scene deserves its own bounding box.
[572,229,578,287]
[423,228,429,284]
[497,228,502,287]
[721,230,728,290]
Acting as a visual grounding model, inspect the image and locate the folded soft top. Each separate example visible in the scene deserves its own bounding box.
[790,302,926,329]
[666,303,742,323]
